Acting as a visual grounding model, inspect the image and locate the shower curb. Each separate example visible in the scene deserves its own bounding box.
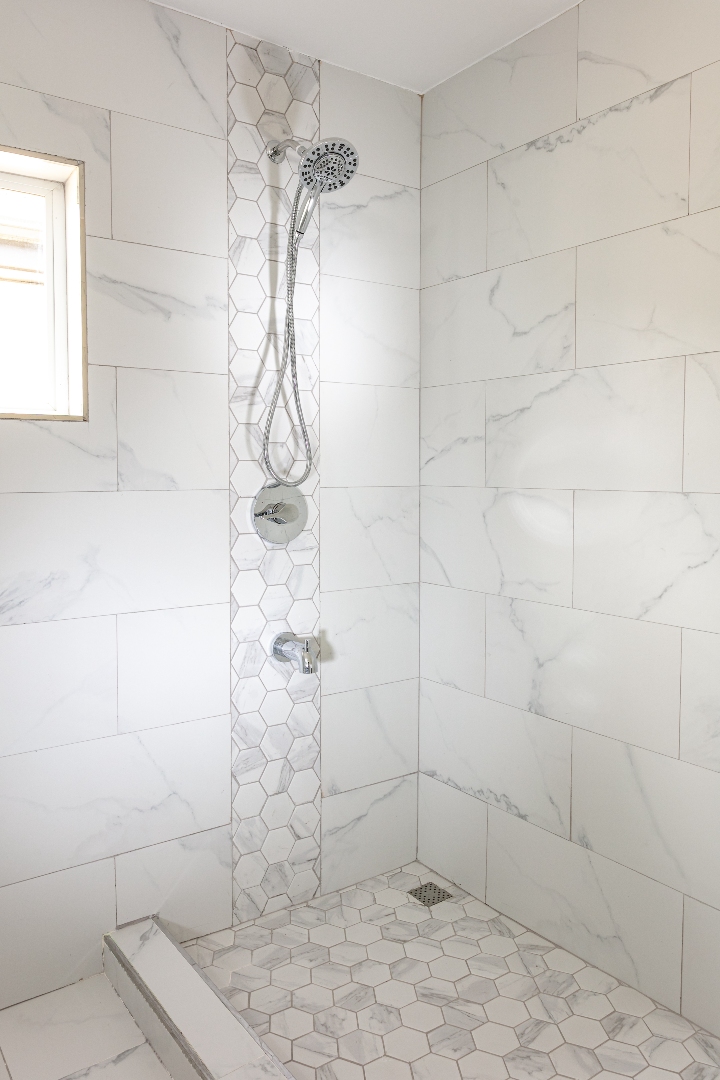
[104,917,293,1080]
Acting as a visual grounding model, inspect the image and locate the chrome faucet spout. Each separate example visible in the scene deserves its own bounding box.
[272,632,318,675]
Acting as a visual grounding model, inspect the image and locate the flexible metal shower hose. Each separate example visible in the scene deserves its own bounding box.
[261,181,314,487]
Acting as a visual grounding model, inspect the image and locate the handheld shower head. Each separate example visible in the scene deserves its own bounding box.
[299,138,359,191]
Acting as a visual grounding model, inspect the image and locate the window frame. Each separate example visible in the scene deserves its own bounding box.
[0,144,87,422]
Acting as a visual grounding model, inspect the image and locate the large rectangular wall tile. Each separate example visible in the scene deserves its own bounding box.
[0,81,111,238]
[0,714,229,886]
[320,276,419,388]
[486,808,683,1009]
[420,382,485,486]
[420,584,485,697]
[321,774,417,893]
[111,112,226,257]
[321,680,418,796]
[320,384,418,487]
[421,165,487,287]
[117,369,229,490]
[417,773,487,899]
[487,360,685,491]
[578,0,720,118]
[421,248,576,387]
[420,679,571,836]
[576,209,720,368]
[486,595,681,757]
[0,366,117,493]
[681,629,720,773]
[0,0,226,136]
[488,78,690,268]
[118,605,230,732]
[86,238,228,374]
[0,616,116,758]
[320,174,420,289]
[115,825,232,942]
[574,490,720,632]
[0,860,116,1009]
[690,61,720,214]
[0,490,228,625]
[320,487,419,591]
[421,487,573,605]
[682,897,720,1035]
[320,64,421,189]
[684,353,720,493]
[421,9,578,187]
[320,584,419,695]
[572,729,720,908]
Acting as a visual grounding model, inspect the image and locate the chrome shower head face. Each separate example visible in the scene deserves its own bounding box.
[300,138,359,192]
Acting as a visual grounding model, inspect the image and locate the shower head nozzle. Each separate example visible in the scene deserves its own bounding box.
[300,138,359,192]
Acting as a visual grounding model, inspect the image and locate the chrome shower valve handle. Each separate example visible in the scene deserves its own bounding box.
[272,632,318,675]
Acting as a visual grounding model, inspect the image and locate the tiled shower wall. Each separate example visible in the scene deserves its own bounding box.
[228,42,422,913]
[0,0,231,1008]
[418,0,720,1036]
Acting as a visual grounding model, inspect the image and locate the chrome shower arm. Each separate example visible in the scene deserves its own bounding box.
[267,138,310,163]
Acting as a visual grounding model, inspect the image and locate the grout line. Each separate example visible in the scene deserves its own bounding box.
[680,892,686,1017]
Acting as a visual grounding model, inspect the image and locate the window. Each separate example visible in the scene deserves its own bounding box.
[0,146,86,419]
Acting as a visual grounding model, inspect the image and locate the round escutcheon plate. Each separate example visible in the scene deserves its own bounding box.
[252,483,308,545]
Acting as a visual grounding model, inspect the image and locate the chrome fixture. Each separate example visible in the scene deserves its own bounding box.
[261,136,359,490]
[252,482,308,544]
[272,632,318,675]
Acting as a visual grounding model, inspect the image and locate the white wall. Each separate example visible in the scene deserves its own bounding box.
[418,0,720,1033]
[0,0,231,1008]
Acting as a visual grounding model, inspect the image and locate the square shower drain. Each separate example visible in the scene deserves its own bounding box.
[408,881,453,907]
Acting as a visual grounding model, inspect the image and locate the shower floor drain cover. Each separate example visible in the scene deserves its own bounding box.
[408,881,453,907]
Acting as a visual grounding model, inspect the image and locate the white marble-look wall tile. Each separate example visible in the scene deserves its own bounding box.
[573,729,720,908]
[320,583,419,695]
[691,62,720,215]
[117,369,228,491]
[117,604,229,732]
[320,276,419,387]
[0,0,226,136]
[0,616,116,757]
[321,774,417,893]
[417,773,487,899]
[0,860,116,1009]
[421,248,576,387]
[320,487,419,591]
[0,81,111,238]
[421,9,578,187]
[321,679,418,795]
[320,64,421,188]
[0,491,228,625]
[115,825,232,942]
[576,209,720,367]
[421,487,573,605]
[486,595,681,757]
[86,238,228,374]
[420,584,485,697]
[320,384,418,487]
[0,366,117,493]
[486,808,683,1009]
[681,629,720,773]
[0,714,229,886]
[578,0,720,118]
[684,353,720,493]
[420,679,571,836]
[420,382,485,486]
[320,174,420,288]
[574,490,720,632]
[111,113,226,257]
[488,77,690,268]
[421,165,487,287]
[682,897,720,1035]
[486,359,685,491]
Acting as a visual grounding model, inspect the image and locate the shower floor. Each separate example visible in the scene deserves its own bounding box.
[186,862,720,1080]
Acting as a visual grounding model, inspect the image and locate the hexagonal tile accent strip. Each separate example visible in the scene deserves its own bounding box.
[185,861,720,1080]
[227,27,321,924]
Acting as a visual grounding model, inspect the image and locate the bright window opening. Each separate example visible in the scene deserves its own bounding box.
[0,147,86,420]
